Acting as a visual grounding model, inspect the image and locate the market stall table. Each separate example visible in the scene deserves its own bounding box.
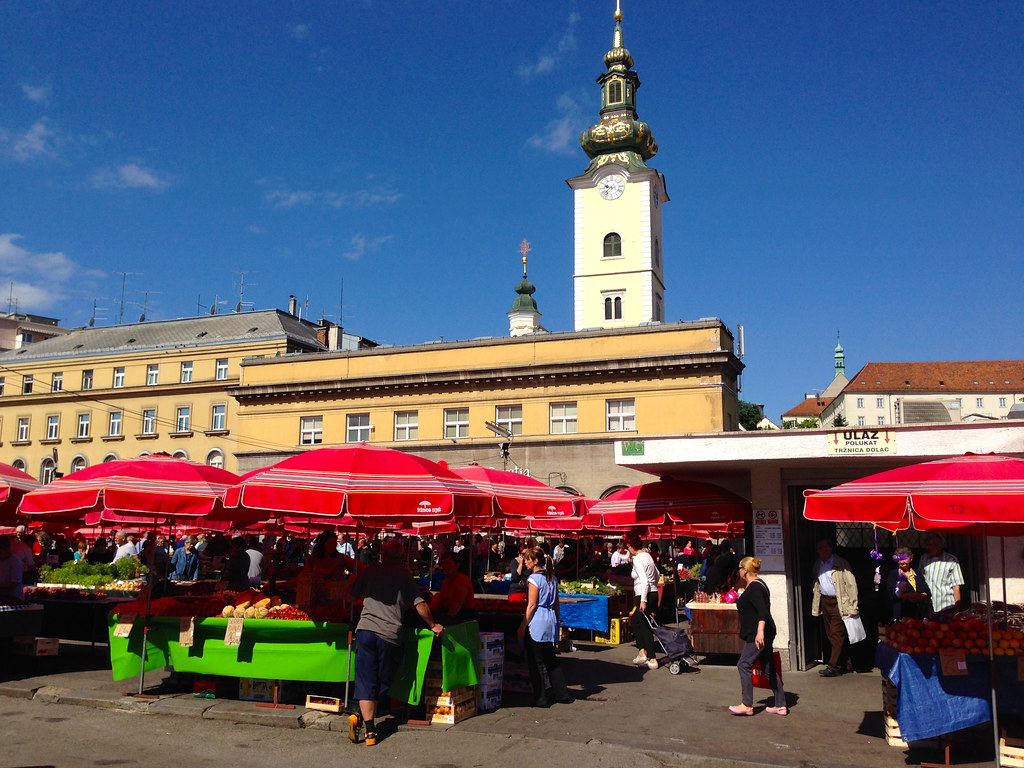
[0,604,44,637]
[877,642,1024,743]
[685,601,744,654]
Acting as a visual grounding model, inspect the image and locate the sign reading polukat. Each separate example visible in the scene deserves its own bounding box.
[827,429,897,456]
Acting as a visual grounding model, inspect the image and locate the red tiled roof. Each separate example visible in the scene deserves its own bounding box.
[782,396,833,418]
[844,361,1024,393]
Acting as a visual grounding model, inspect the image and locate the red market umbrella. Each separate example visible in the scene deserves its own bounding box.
[583,479,752,531]
[803,453,1024,534]
[803,452,1024,761]
[19,454,241,524]
[0,462,42,525]
[223,444,489,526]
[448,463,583,520]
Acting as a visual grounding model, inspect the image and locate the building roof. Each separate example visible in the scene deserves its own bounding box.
[844,361,1024,394]
[0,309,325,363]
[782,396,833,419]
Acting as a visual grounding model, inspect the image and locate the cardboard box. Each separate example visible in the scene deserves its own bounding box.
[12,636,59,656]
[479,660,503,681]
[424,686,476,708]
[239,677,286,702]
[479,632,504,655]
[478,686,502,711]
[430,698,477,725]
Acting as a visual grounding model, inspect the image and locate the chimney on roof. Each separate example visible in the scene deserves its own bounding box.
[288,295,298,317]
[316,318,340,350]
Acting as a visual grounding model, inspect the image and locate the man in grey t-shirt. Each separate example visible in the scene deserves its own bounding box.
[348,538,442,746]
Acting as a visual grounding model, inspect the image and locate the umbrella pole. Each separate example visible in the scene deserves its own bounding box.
[1001,536,1008,629]
[137,519,158,696]
[983,526,1001,767]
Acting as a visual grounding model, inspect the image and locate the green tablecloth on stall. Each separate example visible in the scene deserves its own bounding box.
[389,621,480,705]
[108,615,352,682]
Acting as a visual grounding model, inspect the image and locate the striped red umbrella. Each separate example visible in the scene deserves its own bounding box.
[0,462,42,525]
[223,444,489,526]
[448,463,584,532]
[583,479,751,531]
[19,453,240,524]
[803,453,1024,534]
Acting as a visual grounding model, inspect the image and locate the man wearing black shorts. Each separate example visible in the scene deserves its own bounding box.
[348,537,443,746]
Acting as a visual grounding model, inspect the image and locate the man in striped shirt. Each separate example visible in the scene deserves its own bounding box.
[919,533,964,616]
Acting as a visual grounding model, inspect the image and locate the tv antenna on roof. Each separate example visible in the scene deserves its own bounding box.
[114,271,142,324]
[233,271,257,312]
[198,294,228,316]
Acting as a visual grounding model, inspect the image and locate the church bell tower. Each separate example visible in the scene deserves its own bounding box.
[567,2,668,331]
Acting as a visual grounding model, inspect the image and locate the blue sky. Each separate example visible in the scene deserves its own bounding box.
[2,1,1021,421]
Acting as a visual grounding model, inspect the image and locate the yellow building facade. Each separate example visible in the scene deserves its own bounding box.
[0,311,330,478]
[231,320,741,499]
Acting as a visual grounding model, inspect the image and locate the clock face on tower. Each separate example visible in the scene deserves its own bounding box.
[598,174,626,200]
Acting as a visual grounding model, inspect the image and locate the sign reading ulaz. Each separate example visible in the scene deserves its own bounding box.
[827,429,897,456]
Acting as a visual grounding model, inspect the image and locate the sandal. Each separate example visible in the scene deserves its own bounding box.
[632,654,648,665]
[728,704,754,716]
[765,706,788,716]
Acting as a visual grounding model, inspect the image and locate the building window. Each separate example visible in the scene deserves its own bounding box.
[46,415,59,440]
[77,413,91,438]
[81,370,93,390]
[496,405,523,436]
[608,78,623,104]
[603,233,622,259]
[654,237,661,268]
[394,411,418,441]
[211,404,226,431]
[17,417,29,441]
[41,458,56,484]
[51,372,63,392]
[113,367,125,388]
[206,449,224,469]
[103,453,119,462]
[22,375,33,395]
[175,407,191,433]
[171,450,189,461]
[141,409,156,434]
[444,408,470,439]
[147,364,159,385]
[300,416,323,445]
[606,399,635,431]
[878,416,885,426]
[108,411,122,437]
[857,416,865,426]
[0,376,5,396]
[70,456,87,473]
[604,295,623,320]
[180,361,193,383]
[1000,397,1007,408]
[550,403,578,434]
[856,398,864,408]
[876,398,884,408]
[215,359,229,380]
[976,397,984,408]
[347,413,372,443]
[11,458,26,471]
[655,294,663,322]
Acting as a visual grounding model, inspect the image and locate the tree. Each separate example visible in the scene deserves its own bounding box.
[738,400,763,431]
[796,418,820,429]
[832,413,848,427]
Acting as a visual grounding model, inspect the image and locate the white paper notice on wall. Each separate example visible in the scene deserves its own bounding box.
[224,617,244,646]
[753,509,785,572]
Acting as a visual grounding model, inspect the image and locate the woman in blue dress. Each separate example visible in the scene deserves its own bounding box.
[516,546,571,707]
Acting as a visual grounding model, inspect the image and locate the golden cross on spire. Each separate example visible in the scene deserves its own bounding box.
[519,238,531,276]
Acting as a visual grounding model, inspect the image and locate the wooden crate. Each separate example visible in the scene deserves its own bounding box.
[885,715,907,748]
[305,695,342,713]
[1001,731,1024,767]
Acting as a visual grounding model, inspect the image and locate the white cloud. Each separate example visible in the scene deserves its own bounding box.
[518,13,580,80]
[343,233,393,261]
[0,234,104,312]
[91,162,170,191]
[526,89,587,155]
[260,179,402,209]
[289,23,310,40]
[21,82,52,105]
[8,119,58,161]
[246,224,265,234]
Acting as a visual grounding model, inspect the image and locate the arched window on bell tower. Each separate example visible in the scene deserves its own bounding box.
[603,293,623,321]
[603,232,622,259]
[607,79,623,105]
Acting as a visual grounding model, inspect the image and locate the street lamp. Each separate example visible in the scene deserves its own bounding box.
[484,421,513,470]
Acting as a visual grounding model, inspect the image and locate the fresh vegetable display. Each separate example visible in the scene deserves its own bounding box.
[559,580,623,596]
[39,559,146,589]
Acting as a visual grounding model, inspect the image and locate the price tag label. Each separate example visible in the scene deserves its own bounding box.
[179,616,195,647]
[939,648,968,676]
[224,616,244,646]
[113,613,137,638]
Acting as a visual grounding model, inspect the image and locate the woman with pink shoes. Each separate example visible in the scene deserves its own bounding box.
[729,556,788,717]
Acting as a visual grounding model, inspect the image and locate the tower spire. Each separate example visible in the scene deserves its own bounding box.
[578,1,657,174]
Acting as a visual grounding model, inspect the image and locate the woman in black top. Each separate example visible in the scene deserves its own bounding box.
[729,556,787,717]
